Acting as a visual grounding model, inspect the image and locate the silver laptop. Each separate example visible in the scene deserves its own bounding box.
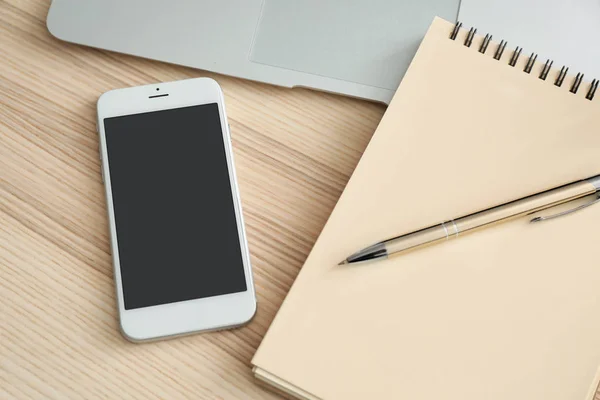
[47,0,460,104]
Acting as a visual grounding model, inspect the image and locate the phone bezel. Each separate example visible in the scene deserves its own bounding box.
[97,78,256,341]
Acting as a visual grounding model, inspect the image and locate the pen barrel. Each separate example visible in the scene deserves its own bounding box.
[384,180,597,256]
[454,180,596,234]
[384,224,454,254]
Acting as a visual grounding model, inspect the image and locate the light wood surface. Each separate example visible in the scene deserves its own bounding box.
[2,2,599,400]
[0,1,384,399]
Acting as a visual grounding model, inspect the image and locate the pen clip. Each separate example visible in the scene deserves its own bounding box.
[530,195,600,223]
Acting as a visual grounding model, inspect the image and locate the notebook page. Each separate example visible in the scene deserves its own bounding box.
[253,17,600,400]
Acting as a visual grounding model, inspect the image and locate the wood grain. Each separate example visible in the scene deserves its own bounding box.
[0,1,384,399]
[1,2,598,400]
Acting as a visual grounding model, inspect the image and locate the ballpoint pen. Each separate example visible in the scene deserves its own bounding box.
[339,174,600,265]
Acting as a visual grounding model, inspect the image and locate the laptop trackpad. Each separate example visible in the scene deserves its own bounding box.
[250,0,459,90]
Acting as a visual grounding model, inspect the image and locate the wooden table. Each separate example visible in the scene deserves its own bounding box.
[1,1,385,398]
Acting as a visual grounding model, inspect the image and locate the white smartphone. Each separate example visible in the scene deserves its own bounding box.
[97,78,256,341]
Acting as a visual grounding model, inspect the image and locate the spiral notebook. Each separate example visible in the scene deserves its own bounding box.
[252,17,600,400]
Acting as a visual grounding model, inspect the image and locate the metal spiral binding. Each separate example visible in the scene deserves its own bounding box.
[449,21,598,100]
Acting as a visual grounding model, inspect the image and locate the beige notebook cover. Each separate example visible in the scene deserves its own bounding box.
[252,17,600,400]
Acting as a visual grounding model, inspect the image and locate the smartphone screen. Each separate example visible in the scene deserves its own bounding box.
[103,103,247,310]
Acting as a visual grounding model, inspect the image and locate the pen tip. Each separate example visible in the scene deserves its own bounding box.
[338,260,348,266]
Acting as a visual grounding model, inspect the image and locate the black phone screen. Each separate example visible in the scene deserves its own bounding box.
[103,103,247,310]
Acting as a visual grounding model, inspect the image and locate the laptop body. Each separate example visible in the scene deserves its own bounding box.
[47,0,460,104]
